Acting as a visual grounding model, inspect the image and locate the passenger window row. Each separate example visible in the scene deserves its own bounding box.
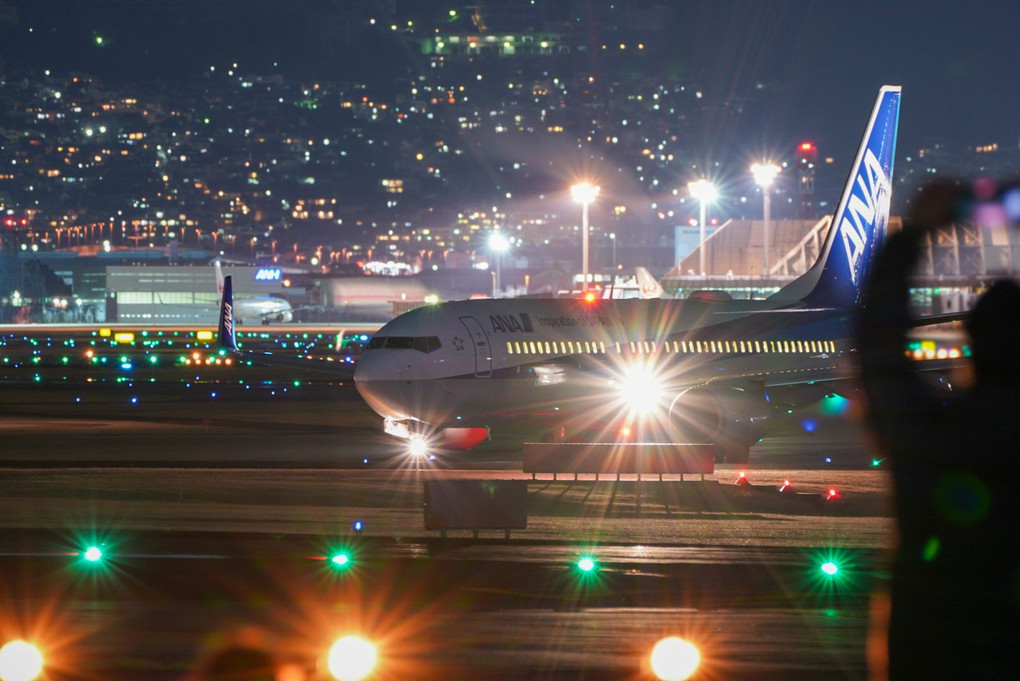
[505,338,837,356]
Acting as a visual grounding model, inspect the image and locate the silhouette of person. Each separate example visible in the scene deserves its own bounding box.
[857,181,1020,680]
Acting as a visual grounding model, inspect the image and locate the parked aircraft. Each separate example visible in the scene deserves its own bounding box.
[215,260,293,324]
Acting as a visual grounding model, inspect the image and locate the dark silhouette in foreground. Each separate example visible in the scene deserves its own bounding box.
[198,646,276,681]
[857,182,1020,679]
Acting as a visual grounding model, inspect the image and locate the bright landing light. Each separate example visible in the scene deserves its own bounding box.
[650,636,701,681]
[618,365,664,414]
[0,640,44,681]
[407,435,428,458]
[327,636,377,681]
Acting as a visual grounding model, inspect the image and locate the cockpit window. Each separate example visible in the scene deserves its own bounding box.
[413,336,442,353]
[386,336,414,350]
[364,336,442,353]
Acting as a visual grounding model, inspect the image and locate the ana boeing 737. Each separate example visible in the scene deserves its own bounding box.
[350,86,907,462]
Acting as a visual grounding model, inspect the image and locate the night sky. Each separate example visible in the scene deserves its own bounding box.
[0,0,1017,163]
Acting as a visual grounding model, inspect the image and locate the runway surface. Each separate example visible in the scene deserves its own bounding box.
[0,344,894,680]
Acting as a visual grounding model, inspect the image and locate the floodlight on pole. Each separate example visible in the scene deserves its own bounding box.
[489,231,510,298]
[687,179,717,276]
[751,162,781,277]
[571,182,600,293]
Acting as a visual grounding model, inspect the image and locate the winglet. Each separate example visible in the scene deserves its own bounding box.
[218,274,238,353]
[771,85,901,307]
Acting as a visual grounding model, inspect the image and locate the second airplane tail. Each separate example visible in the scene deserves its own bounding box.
[218,274,238,353]
[771,85,902,309]
[635,266,666,299]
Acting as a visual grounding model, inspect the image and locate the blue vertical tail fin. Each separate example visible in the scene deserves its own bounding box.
[770,85,901,307]
[218,274,238,353]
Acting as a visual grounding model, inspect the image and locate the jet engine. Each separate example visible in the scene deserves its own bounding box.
[667,383,771,463]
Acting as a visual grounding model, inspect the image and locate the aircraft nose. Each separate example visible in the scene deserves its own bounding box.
[354,351,413,421]
[353,350,383,383]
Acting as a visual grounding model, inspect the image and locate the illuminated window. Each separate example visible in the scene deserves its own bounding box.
[695,341,703,353]
[529,341,537,354]
[598,341,606,353]
[724,341,731,353]
[708,341,716,353]
[507,341,514,354]
[739,340,746,353]
[584,341,591,353]
[544,341,551,354]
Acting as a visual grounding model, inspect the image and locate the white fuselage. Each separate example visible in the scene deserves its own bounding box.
[353,296,853,432]
[234,296,293,324]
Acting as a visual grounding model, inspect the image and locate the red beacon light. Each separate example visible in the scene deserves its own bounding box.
[778,479,792,493]
[736,471,750,486]
[583,291,598,303]
[824,488,838,501]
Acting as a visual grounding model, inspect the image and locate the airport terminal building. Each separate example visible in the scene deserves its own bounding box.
[106,264,293,324]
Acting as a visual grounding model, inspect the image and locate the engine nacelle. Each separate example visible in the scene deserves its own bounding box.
[439,427,491,451]
[667,383,771,463]
[384,418,490,452]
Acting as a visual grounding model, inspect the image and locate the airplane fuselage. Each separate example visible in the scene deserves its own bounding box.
[354,297,854,446]
[234,296,294,325]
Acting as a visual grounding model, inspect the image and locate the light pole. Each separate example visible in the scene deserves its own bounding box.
[751,162,781,278]
[610,232,617,269]
[489,231,510,298]
[571,182,600,293]
[687,179,717,276]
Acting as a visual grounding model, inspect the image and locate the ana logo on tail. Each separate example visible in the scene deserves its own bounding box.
[839,148,891,284]
[218,274,238,352]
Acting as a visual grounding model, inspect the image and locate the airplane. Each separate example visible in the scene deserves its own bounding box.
[635,266,667,298]
[351,86,914,462]
[215,260,294,325]
[596,267,667,300]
